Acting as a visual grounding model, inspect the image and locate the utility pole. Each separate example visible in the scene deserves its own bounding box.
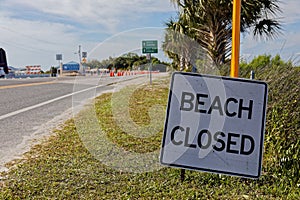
[78,45,83,75]
[78,45,82,63]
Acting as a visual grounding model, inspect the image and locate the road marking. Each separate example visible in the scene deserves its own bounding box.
[0,84,101,121]
[0,75,145,121]
[0,81,55,90]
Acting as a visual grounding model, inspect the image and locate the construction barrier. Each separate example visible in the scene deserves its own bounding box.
[110,71,115,77]
[108,70,160,77]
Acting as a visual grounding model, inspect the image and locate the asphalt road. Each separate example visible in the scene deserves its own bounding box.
[0,74,161,171]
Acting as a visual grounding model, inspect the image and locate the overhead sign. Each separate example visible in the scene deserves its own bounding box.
[160,72,268,179]
[142,40,158,54]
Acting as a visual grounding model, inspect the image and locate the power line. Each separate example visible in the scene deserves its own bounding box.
[0,26,61,46]
[0,39,55,54]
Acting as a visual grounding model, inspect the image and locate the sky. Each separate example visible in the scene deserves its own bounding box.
[0,0,300,70]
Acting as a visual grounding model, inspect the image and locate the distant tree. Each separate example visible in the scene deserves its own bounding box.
[239,54,291,78]
[85,59,105,69]
[249,54,272,69]
[87,54,166,71]
[271,54,285,67]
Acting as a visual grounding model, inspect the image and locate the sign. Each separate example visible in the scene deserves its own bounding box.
[160,72,268,179]
[142,40,158,54]
[82,52,87,58]
[56,54,62,61]
[62,61,80,71]
[26,65,41,74]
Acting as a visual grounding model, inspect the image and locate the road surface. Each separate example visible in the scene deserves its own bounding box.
[0,74,165,171]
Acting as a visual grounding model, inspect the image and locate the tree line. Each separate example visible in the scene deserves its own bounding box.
[85,53,169,71]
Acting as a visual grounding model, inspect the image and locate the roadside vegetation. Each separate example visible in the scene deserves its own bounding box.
[0,55,299,199]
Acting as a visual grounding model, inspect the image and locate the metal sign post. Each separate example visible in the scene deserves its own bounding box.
[146,53,152,84]
[56,54,63,77]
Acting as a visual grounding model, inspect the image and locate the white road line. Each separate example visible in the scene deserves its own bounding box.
[0,85,99,121]
[0,75,145,121]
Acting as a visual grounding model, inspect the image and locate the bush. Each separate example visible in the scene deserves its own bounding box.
[240,56,299,187]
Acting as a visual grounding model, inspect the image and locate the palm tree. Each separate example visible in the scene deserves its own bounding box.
[163,16,209,71]
[163,18,192,71]
[165,0,281,68]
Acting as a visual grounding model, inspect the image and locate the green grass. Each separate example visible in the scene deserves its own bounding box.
[0,71,299,199]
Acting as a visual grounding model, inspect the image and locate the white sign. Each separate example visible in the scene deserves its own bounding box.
[160,72,268,179]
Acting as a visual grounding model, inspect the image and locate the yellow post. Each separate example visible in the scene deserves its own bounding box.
[231,0,241,78]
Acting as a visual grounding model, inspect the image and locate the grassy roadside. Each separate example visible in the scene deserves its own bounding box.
[0,70,299,199]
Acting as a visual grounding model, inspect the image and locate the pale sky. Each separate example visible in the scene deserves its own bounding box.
[0,0,300,70]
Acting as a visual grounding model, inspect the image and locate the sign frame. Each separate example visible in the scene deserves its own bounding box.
[160,72,268,179]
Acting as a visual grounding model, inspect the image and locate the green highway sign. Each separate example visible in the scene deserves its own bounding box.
[142,40,158,54]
